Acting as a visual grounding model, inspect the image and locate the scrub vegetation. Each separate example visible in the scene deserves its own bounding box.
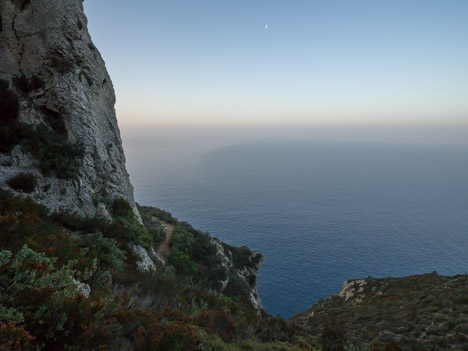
[292,274,468,350]
[0,189,314,350]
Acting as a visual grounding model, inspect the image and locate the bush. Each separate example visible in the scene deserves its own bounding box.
[169,249,198,277]
[7,173,37,193]
[321,320,346,351]
[157,321,198,351]
[112,198,133,217]
[26,124,84,179]
[0,322,35,350]
[77,232,126,272]
[138,205,177,224]
[228,245,257,270]
[196,310,237,341]
[223,272,252,298]
[111,198,153,248]
[0,245,110,350]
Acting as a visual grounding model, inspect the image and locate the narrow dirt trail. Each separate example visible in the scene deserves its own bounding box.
[156,223,174,261]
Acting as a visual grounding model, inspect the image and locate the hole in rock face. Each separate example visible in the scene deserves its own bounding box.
[0,79,22,153]
[14,75,45,94]
[7,173,37,193]
[0,79,19,126]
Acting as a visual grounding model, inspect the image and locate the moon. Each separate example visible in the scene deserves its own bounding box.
[265,24,268,30]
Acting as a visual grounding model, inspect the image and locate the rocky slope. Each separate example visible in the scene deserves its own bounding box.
[138,205,264,310]
[0,0,137,220]
[292,273,468,350]
[0,188,308,350]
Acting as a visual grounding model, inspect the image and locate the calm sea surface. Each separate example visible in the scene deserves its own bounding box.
[125,138,468,318]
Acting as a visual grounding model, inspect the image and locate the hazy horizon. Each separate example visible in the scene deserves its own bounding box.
[84,0,468,143]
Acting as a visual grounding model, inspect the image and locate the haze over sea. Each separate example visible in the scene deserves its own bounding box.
[124,127,468,318]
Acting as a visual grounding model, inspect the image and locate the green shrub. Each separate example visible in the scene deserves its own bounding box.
[77,232,126,271]
[227,245,258,270]
[223,271,252,298]
[112,197,133,217]
[150,226,167,247]
[111,198,152,248]
[0,245,110,349]
[25,124,84,179]
[138,205,178,224]
[157,321,199,351]
[7,173,37,193]
[169,249,198,277]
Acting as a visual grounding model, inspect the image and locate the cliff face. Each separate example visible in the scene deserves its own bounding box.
[0,0,138,219]
[0,0,264,310]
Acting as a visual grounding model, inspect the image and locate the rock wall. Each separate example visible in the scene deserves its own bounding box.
[0,0,139,220]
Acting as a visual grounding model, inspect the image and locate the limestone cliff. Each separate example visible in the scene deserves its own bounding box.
[0,0,264,310]
[0,0,138,220]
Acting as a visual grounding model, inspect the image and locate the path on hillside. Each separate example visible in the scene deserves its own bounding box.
[156,223,174,261]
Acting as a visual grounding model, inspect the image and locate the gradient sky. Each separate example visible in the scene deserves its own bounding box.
[84,0,468,127]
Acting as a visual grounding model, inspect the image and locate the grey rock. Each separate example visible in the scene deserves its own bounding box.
[0,0,139,221]
[211,238,263,310]
[130,244,157,272]
[72,278,91,297]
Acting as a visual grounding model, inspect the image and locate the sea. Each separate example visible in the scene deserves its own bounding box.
[123,128,468,318]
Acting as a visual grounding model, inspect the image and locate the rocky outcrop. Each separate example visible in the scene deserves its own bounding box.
[0,0,138,220]
[291,273,468,349]
[212,238,263,310]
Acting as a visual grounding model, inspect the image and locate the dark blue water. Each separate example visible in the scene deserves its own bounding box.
[125,140,468,318]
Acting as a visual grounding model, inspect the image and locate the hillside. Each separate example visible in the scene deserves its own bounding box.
[292,274,468,350]
[0,188,316,350]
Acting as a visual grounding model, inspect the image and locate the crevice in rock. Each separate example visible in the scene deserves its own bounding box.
[11,9,24,76]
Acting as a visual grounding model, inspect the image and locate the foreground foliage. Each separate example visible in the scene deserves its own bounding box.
[0,189,312,350]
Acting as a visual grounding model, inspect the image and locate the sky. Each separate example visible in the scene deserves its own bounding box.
[84,0,468,132]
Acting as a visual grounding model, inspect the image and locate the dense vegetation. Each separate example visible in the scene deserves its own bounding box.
[0,189,314,350]
[292,274,468,350]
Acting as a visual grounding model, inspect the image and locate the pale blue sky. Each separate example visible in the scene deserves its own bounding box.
[84,0,468,127]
